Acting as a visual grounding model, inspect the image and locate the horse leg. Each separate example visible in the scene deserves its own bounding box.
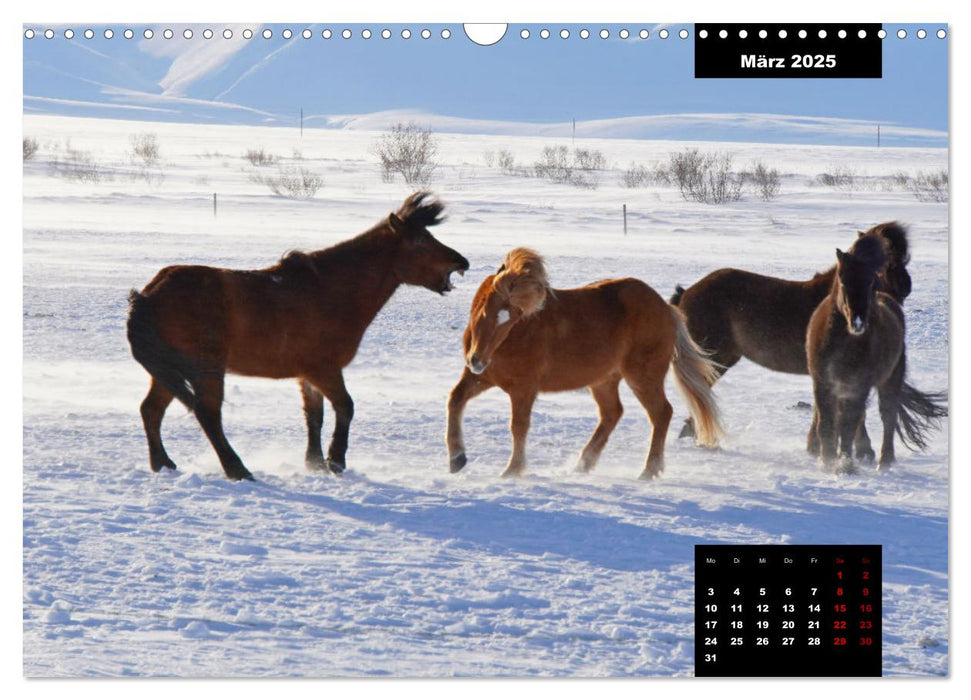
[679,351,735,439]
[836,395,867,474]
[501,388,537,478]
[300,380,327,471]
[877,359,906,470]
[305,368,354,475]
[446,369,493,473]
[140,378,177,472]
[625,356,673,480]
[190,373,254,481]
[854,418,876,462]
[576,377,623,473]
[813,382,839,471]
[806,406,820,457]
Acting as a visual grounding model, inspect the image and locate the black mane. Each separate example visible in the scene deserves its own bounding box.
[395,191,446,228]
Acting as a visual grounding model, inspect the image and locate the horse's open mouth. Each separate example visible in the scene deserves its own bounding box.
[439,265,467,295]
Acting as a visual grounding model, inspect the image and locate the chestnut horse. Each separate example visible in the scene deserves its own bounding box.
[128,191,470,481]
[671,222,913,459]
[446,248,722,480]
[806,234,945,472]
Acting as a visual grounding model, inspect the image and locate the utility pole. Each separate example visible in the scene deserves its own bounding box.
[623,204,627,235]
[213,192,217,217]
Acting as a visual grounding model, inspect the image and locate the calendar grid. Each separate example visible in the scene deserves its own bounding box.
[695,545,882,677]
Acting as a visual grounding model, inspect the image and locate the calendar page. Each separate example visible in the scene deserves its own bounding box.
[22,20,949,678]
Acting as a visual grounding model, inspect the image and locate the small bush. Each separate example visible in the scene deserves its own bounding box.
[23,137,39,161]
[534,145,606,189]
[129,133,164,184]
[244,147,277,167]
[815,166,857,191]
[909,169,948,202]
[668,149,742,204]
[258,165,323,199]
[746,160,781,201]
[496,149,517,174]
[130,133,160,166]
[49,141,112,183]
[621,162,654,188]
[573,148,606,172]
[373,122,438,185]
[482,150,495,168]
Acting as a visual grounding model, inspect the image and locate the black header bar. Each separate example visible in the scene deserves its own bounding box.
[695,24,883,79]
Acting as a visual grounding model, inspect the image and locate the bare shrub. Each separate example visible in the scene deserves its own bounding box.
[815,166,857,191]
[482,150,495,168]
[668,149,742,204]
[129,133,164,184]
[621,162,651,188]
[23,137,39,161]
[373,122,438,185]
[496,149,517,174]
[258,165,323,199]
[745,160,781,201]
[573,148,606,171]
[886,171,913,191]
[244,147,277,167]
[130,133,160,166]
[909,169,948,202]
[534,145,606,189]
[49,141,112,183]
[621,161,669,189]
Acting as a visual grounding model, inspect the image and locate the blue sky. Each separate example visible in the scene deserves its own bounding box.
[23,23,948,146]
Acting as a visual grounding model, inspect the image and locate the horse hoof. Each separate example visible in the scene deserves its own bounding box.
[305,456,327,472]
[678,422,696,439]
[856,449,876,463]
[449,453,467,473]
[150,456,178,472]
[500,467,524,478]
[326,459,346,475]
[229,470,255,482]
[836,456,857,475]
[638,469,660,481]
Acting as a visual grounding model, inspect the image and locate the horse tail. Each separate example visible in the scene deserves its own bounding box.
[895,381,948,451]
[127,290,201,411]
[669,284,686,306]
[668,305,723,447]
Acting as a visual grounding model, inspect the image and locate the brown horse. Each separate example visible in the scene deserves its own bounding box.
[128,191,470,481]
[671,222,913,459]
[806,234,945,471]
[446,248,722,480]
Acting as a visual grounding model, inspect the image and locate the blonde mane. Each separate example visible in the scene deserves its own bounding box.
[493,248,551,316]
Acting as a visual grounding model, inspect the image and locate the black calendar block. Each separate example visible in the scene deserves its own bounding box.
[695,545,881,677]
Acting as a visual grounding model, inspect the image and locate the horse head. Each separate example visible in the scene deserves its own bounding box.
[835,235,889,336]
[387,191,469,295]
[464,248,550,375]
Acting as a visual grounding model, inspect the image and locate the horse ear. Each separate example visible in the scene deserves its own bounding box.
[857,230,865,238]
[836,248,845,263]
[388,213,403,232]
[496,263,506,274]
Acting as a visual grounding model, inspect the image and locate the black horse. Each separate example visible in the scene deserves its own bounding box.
[672,222,913,460]
[806,234,946,472]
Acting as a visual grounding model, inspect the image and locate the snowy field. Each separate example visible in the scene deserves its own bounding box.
[22,114,949,677]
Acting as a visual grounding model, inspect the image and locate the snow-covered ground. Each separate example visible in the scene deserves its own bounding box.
[22,115,949,677]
